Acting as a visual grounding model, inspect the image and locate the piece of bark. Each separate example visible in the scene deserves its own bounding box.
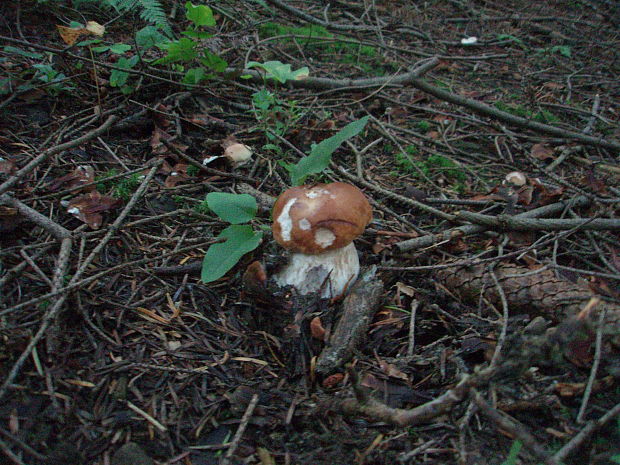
[316,267,384,374]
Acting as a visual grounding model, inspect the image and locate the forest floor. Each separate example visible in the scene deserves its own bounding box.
[1,1,619,464]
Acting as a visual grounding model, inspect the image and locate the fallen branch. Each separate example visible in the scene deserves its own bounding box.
[396,196,590,252]
[406,77,620,152]
[455,210,620,231]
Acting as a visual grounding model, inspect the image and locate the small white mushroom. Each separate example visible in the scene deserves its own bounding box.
[504,171,527,187]
[223,143,253,165]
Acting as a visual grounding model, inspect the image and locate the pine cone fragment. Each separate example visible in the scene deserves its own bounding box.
[434,262,619,330]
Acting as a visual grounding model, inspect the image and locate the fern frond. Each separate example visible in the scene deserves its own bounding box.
[107,0,172,36]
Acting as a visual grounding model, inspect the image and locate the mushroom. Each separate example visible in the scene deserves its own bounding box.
[504,171,527,187]
[272,182,372,298]
[224,143,253,165]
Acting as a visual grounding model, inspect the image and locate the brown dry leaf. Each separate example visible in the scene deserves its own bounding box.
[150,127,188,158]
[66,191,120,229]
[427,130,440,139]
[322,373,344,388]
[57,25,88,46]
[310,317,326,341]
[47,165,95,192]
[0,206,22,235]
[0,157,16,176]
[530,143,555,161]
[164,163,191,188]
[581,169,608,195]
[378,359,409,381]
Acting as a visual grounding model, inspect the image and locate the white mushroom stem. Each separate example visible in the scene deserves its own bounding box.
[274,242,360,298]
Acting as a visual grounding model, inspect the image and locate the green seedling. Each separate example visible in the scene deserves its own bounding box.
[200,193,262,284]
[96,170,141,201]
[494,102,559,123]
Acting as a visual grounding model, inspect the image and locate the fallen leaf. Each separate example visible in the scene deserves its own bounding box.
[530,143,555,161]
[0,157,17,176]
[581,169,608,195]
[164,163,191,188]
[47,165,95,192]
[310,317,326,341]
[57,25,87,46]
[322,373,344,388]
[378,359,409,381]
[66,191,120,229]
[85,21,105,36]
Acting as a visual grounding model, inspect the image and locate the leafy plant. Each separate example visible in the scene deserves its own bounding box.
[96,170,141,200]
[200,193,263,284]
[494,102,559,123]
[500,440,522,465]
[247,60,309,84]
[251,88,304,147]
[77,0,172,36]
[154,2,227,84]
[285,116,369,186]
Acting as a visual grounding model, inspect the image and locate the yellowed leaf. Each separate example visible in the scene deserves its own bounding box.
[85,21,105,36]
[57,25,87,46]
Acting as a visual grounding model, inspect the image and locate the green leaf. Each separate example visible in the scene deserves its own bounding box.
[185,1,216,27]
[206,193,257,224]
[155,38,197,64]
[201,225,262,283]
[550,45,571,58]
[500,440,522,465]
[136,26,167,49]
[289,116,369,186]
[182,30,213,39]
[246,60,309,84]
[109,43,132,54]
[76,39,102,46]
[200,51,227,72]
[3,46,43,59]
[183,67,207,85]
[110,55,138,87]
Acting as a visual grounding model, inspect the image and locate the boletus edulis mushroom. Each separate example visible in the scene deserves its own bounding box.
[272,182,372,298]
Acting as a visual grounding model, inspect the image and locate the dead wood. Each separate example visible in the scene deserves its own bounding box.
[316,268,384,374]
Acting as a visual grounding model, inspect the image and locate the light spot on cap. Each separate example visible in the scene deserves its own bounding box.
[314,228,335,248]
[306,188,330,199]
[277,198,297,242]
[299,218,311,230]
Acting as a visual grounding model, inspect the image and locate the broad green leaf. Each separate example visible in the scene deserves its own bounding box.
[185,2,216,27]
[3,46,43,59]
[247,60,309,84]
[110,56,138,87]
[201,225,262,283]
[136,26,167,49]
[206,193,257,224]
[109,43,132,54]
[76,39,102,46]
[200,51,227,72]
[183,67,207,85]
[155,38,197,64]
[289,116,369,186]
[182,30,213,39]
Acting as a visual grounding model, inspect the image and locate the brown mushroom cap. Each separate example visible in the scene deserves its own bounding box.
[272,182,372,254]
